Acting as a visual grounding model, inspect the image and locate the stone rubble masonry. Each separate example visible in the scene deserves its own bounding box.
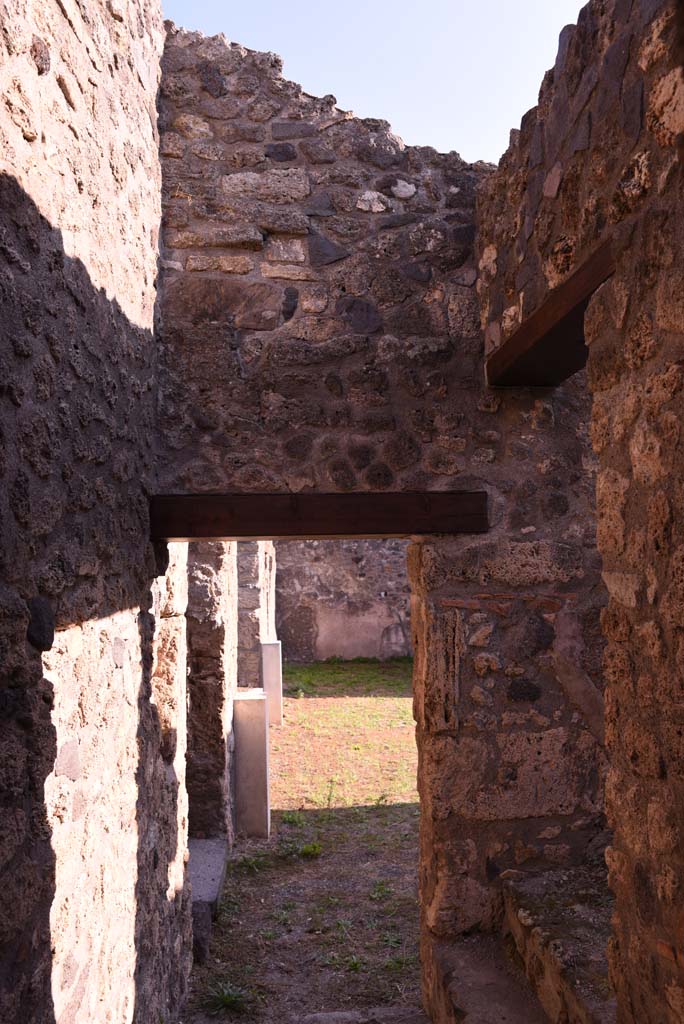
[0,0,192,1021]
[157,27,607,1021]
[275,539,412,662]
[237,540,276,686]
[157,23,493,497]
[186,541,239,840]
[138,542,193,1016]
[477,1,684,1020]
[41,544,192,1024]
[1,0,676,1020]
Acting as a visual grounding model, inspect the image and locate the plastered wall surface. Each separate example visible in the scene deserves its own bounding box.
[275,539,411,662]
[478,0,684,1018]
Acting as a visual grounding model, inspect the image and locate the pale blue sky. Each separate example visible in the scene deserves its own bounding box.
[162,1,585,164]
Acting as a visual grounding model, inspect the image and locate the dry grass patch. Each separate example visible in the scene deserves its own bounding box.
[183,658,420,1022]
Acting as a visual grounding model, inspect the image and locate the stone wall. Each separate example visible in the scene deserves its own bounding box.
[237,541,276,685]
[409,366,606,1017]
[276,539,411,662]
[477,1,684,1019]
[0,0,191,1020]
[136,544,193,1018]
[187,541,238,839]
[2,1,671,1018]
[157,25,491,496]
[157,28,607,1018]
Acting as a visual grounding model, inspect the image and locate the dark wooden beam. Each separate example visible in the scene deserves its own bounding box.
[485,239,615,387]
[149,491,488,541]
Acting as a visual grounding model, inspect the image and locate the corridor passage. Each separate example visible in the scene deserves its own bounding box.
[183,658,425,1022]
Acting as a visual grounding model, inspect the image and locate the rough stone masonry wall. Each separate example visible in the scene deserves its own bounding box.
[276,539,412,662]
[157,28,608,1018]
[157,24,494,497]
[477,1,684,1020]
[187,541,238,839]
[0,1,192,1021]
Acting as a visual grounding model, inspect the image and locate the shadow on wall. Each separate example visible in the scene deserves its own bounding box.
[0,606,57,1024]
[0,173,189,1023]
[134,604,189,1023]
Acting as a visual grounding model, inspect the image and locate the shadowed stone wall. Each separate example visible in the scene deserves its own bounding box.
[276,539,412,662]
[156,27,606,1018]
[0,0,192,1020]
[187,541,238,839]
[477,1,684,1019]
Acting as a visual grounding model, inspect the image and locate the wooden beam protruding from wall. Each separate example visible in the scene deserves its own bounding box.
[150,491,489,541]
[485,239,615,387]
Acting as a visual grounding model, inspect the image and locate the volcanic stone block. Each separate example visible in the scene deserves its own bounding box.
[26,596,54,651]
[308,232,350,266]
[266,142,297,161]
[221,168,310,202]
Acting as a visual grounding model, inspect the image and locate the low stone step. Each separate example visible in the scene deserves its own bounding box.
[188,837,229,965]
[298,1010,428,1024]
[430,935,548,1023]
[502,863,616,1024]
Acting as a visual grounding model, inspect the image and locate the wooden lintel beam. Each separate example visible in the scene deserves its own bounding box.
[149,491,489,542]
[485,239,616,387]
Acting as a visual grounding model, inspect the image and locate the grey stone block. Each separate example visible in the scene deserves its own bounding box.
[189,837,229,964]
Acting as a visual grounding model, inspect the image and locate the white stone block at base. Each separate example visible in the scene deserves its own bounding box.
[233,688,270,838]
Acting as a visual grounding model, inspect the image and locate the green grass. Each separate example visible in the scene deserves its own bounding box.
[383,954,418,973]
[281,809,305,826]
[369,880,393,902]
[229,837,324,874]
[283,657,413,698]
[203,981,252,1016]
[344,954,364,973]
[299,840,322,858]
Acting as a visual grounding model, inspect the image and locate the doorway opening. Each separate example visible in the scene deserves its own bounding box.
[183,535,424,1021]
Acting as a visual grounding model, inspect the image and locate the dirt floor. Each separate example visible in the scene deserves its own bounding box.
[181,657,422,1022]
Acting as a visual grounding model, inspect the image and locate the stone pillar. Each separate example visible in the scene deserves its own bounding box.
[261,640,283,726]
[41,543,193,1023]
[186,542,238,841]
[237,541,277,686]
[234,690,271,838]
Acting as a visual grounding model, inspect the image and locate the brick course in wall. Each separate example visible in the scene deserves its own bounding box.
[237,541,276,686]
[187,541,238,839]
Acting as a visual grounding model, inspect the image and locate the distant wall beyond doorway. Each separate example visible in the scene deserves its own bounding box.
[276,539,412,662]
